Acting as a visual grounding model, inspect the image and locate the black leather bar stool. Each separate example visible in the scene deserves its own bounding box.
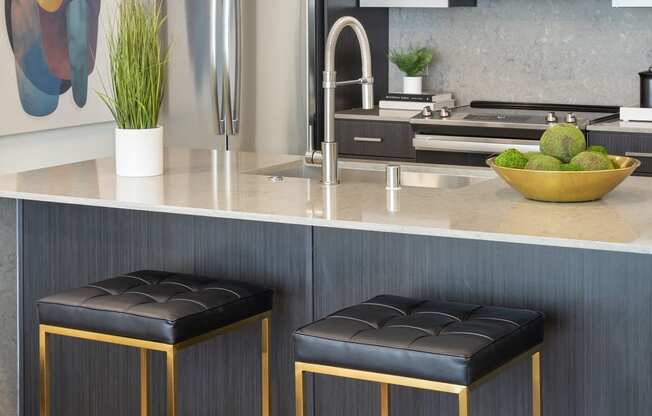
[293,295,544,416]
[37,270,273,416]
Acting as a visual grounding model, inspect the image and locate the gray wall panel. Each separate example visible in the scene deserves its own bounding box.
[0,198,17,416]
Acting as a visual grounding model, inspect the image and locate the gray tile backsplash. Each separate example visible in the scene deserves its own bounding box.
[389,0,652,106]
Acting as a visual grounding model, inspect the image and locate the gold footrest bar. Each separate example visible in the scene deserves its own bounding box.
[294,345,542,416]
[296,362,467,394]
[38,311,271,416]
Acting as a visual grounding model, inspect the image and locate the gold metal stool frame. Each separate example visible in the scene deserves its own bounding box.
[295,345,541,416]
[39,311,271,416]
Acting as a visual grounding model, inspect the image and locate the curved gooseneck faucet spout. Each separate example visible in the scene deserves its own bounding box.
[316,16,375,186]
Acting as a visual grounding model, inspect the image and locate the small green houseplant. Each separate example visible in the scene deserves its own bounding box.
[98,0,169,177]
[389,47,434,94]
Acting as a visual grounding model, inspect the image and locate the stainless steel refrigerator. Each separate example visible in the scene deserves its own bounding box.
[161,0,308,154]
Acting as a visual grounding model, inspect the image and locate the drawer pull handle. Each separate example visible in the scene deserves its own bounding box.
[626,152,652,159]
[354,137,383,143]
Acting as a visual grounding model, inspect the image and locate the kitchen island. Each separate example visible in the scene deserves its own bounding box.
[1,148,651,416]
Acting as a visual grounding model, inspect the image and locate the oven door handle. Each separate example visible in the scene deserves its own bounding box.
[413,135,540,154]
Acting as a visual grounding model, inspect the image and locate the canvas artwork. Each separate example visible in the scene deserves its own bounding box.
[0,0,114,136]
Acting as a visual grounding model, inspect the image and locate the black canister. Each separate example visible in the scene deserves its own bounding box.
[640,67,652,108]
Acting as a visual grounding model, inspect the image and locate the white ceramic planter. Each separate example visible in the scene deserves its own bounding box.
[403,76,423,94]
[115,175,165,204]
[115,126,164,177]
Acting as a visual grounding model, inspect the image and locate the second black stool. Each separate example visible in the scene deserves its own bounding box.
[37,270,273,416]
[294,295,544,416]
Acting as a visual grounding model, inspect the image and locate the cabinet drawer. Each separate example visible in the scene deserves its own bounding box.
[589,131,652,175]
[335,119,415,160]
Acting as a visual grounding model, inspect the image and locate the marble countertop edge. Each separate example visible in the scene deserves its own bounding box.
[4,190,650,256]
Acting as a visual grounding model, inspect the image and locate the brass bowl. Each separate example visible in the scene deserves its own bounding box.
[487,156,641,203]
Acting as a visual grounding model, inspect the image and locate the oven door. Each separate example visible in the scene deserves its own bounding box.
[413,134,540,166]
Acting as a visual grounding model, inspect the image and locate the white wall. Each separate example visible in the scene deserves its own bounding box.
[0,123,115,175]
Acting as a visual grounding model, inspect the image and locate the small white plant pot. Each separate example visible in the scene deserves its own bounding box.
[115,126,164,177]
[116,175,165,205]
[403,76,423,95]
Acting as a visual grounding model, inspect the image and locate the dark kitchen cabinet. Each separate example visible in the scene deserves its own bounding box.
[588,131,652,176]
[335,119,416,160]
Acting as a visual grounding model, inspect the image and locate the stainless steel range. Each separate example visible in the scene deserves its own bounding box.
[411,101,619,166]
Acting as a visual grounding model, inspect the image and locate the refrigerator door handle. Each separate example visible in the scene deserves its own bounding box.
[221,0,233,135]
[211,0,225,135]
[231,0,242,135]
[221,0,241,136]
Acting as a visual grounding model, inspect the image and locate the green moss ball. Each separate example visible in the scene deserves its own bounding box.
[570,151,613,171]
[540,123,587,163]
[587,145,608,156]
[524,151,543,160]
[525,154,562,171]
[495,149,528,169]
[559,163,583,171]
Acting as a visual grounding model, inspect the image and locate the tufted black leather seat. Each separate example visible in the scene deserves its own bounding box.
[37,270,273,344]
[294,295,544,386]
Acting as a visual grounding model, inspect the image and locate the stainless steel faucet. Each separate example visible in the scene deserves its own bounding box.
[306,16,374,185]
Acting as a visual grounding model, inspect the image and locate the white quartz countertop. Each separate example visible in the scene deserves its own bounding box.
[0,148,651,254]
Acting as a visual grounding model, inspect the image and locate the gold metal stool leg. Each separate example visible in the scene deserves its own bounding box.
[458,388,469,416]
[380,383,390,416]
[39,325,50,416]
[532,351,541,416]
[166,349,178,416]
[261,317,271,416]
[140,349,150,416]
[295,364,306,416]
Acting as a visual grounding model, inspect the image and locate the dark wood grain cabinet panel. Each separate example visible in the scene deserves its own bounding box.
[312,228,652,416]
[18,201,652,416]
[588,131,652,175]
[335,119,416,160]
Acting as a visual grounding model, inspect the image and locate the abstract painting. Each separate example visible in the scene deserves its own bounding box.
[0,0,113,136]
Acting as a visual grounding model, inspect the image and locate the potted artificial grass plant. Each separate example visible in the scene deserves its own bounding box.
[98,0,169,177]
[389,46,433,95]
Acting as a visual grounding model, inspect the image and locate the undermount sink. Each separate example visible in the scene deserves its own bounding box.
[247,160,494,190]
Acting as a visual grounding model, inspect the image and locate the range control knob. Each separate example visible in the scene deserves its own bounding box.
[546,112,558,123]
[565,113,578,124]
[421,106,433,118]
[439,107,451,119]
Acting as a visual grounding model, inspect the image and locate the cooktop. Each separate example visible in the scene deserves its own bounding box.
[411,101,619,130]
